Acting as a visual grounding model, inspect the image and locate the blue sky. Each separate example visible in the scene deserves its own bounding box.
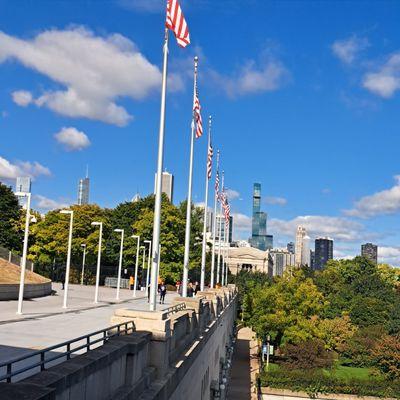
[1,0,400,264]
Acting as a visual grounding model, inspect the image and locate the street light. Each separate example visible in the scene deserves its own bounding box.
[80,244,87,285]
[144,240,152,292]
[140,246,146,293]
[131,235,140,298]
[114,229,124,300]
[15,191,31,315]
[60,210,74,309]
[91,221,103,304]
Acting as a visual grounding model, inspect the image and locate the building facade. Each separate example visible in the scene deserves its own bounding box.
[215,215,233,244]
[361,243,378,264]
[77,177,90,205]
[270,248,296,276]
[295,226,307,266]
[226,246,273,277]
[314,237,333,270]
[154,171,174,202]
[287,242,295,254]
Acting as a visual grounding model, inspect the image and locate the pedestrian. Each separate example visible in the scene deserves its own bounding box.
[187,282,194,297]
[147,284,151,302]
[194,281,199,295]
[159,281,167,304]
[176,280,181,293]
[129,275,134,291]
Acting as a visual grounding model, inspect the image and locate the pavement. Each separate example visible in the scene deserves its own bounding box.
[0,283,174,381]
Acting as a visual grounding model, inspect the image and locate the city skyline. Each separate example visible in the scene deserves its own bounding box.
[1,1,400,265]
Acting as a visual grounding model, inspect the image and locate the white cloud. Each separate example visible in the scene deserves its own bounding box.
[0,27,166,126]
[362,52,400,98]
[269,215,370,242]
[0,156,51,180]
[54,127,90,151]
[12,90,33,106]
[344,175,400,218]
[332,36,369,65]
[34,195,70,211]
[226,189,240,200]
[232,213,252,239]
[265,196,287,206]
[378,246,400,266]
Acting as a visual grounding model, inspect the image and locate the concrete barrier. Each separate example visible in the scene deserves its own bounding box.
[0,281,52,300]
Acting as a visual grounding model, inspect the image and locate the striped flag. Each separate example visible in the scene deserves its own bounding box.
[166,0,190,48]
[194,86,203,138]
[215,170,220,194]
[207,139,213,180]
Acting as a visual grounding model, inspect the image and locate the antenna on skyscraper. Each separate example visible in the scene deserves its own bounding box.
[86,164,89,179]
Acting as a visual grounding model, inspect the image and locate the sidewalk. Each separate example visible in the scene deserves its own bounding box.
[228,326,259,400]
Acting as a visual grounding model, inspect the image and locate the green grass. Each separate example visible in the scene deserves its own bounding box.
[324,365,374,381]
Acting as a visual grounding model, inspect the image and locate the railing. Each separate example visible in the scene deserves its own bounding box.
[104,277,130,289]
[164,302,186,316]
[0,246,34,271]
[0,321,134,383]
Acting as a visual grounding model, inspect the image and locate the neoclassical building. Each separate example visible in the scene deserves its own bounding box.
[226,246,273,276]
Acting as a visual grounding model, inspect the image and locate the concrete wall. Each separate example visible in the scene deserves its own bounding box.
[0,285,237,400]
[0,281,52,300]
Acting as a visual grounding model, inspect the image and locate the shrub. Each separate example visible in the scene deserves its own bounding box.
[372,334,400,380]
[279,339,334,370]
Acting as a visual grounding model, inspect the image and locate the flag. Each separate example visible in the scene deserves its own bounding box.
[166,0,190,48]
[215,170,220,194]
[194,86,203,138]
[207,139,213,180]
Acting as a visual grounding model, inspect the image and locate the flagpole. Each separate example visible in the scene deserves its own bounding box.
[225,219,230,285]
[222,222,227,286]
[200,116,212,292]
[150,28,169,311]
[210,150,219,288]
[216,172,224,285]
[182,56,198,298]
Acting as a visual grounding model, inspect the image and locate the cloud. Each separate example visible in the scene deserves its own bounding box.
[0,156,51,180]
[362,52,400,98]
[0,27,166,126]
[265,196,287,206]
[377,246,400,266]
[332,36,369,65]
[269,215,372,242]
[54,127,91,151]
[344,175,400,218]
[12,90,33,106]
[118,0,163,13]
[34,195,70,211]
[226,189,240,200]
[232,212,252,234]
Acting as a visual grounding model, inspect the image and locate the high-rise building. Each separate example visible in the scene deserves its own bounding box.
[314,237,333,270]
[295,226,307,266]
[302,235,311,266]
[287,242,295,254]
[154,171,174,202]
[77,176,90,205]
[310,250,315,269]
[197,204,213,233]
[270,248,296,276]
[361,243,378,264]
[249,183,273,250]
[216,215,233,244]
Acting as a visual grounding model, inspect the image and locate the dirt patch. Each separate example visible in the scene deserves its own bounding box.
[0,258,50,284]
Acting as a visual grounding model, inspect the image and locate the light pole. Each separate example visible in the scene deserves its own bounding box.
[114,229,124,300]
[131,235,140,298]
[91,221,103,304]
[141,246,146,291]
[60,210,74,309]
[80,244,86,285]
[144,240,152,291]
[15,191,31,315]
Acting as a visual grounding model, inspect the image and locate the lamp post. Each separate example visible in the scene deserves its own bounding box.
[15,191,31,315]
[91,221,103,304]
[80,244,86,285]
[131,235,140,298]
[141,246,146,291]
[144,240,152,291]
[60,210,74,309]
[114,229,124,300]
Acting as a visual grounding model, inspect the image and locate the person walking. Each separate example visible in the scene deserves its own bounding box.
[159,281,167,304]
[129,275,134,291]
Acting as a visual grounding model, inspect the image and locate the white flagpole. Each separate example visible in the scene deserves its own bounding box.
[210,150,220,289]
[222,222,226,286]
[200,116,212,292]
[150,28,169,311]
[182,56,198,298]
[225,219,230,285]
[216,172,224,285]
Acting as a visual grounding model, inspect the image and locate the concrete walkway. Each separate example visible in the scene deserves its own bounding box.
[228,327,259,400]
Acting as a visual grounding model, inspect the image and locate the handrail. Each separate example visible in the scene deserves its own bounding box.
[164,302,186,316]
[0,321,134,383]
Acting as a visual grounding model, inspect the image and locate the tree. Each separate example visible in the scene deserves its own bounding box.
[372,334,400,380]
[0,182,22,251]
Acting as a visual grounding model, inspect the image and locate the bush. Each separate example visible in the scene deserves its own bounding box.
[372,334,400,380]
[279,339,334,370]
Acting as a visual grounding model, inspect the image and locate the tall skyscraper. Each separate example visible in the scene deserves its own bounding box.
[314,237,333,270]
[154,171,174,202]
[249,183,273,250]
[302,235,311,266]
[361,243,378,264]
[77,169,90,206]
[295,226,307,266]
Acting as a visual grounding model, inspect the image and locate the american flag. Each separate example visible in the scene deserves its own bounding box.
[215,170,220,193]
[194,86,203,138]
[166,0,190,48]
[207,139,213,180]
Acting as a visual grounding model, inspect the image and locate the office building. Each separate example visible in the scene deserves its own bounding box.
[215,215,233,244]
[287,242,295,254]
[310,250,315,269]
[77,176,90,205]
[154,171,174,202]
[295,226,307,266]
[197,204,213,233]
[249,183,273,250]
[314,237,333,270]
[270,248,296,276]
[361,243,378,264]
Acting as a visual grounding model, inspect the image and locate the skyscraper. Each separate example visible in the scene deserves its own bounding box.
[77,168,90,206]
[249,183,273,250]
[154,171,174,202]
[295,226,307,266]
[287,242,295,254]
[314,237,333,270]
[361,243,378,264]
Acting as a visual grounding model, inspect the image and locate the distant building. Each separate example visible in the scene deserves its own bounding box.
[287,242,295,254]
[270,248,296,276]
[249,183,273,250]
[77,177,90,205]
[361,243,378,264]
[314,237,333,270]
[295,226,307,266]
[302,235,311,267]
[310,250,315,269]
[154,171,174,202]
[196,204,213,233]
[215,215,233,244]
